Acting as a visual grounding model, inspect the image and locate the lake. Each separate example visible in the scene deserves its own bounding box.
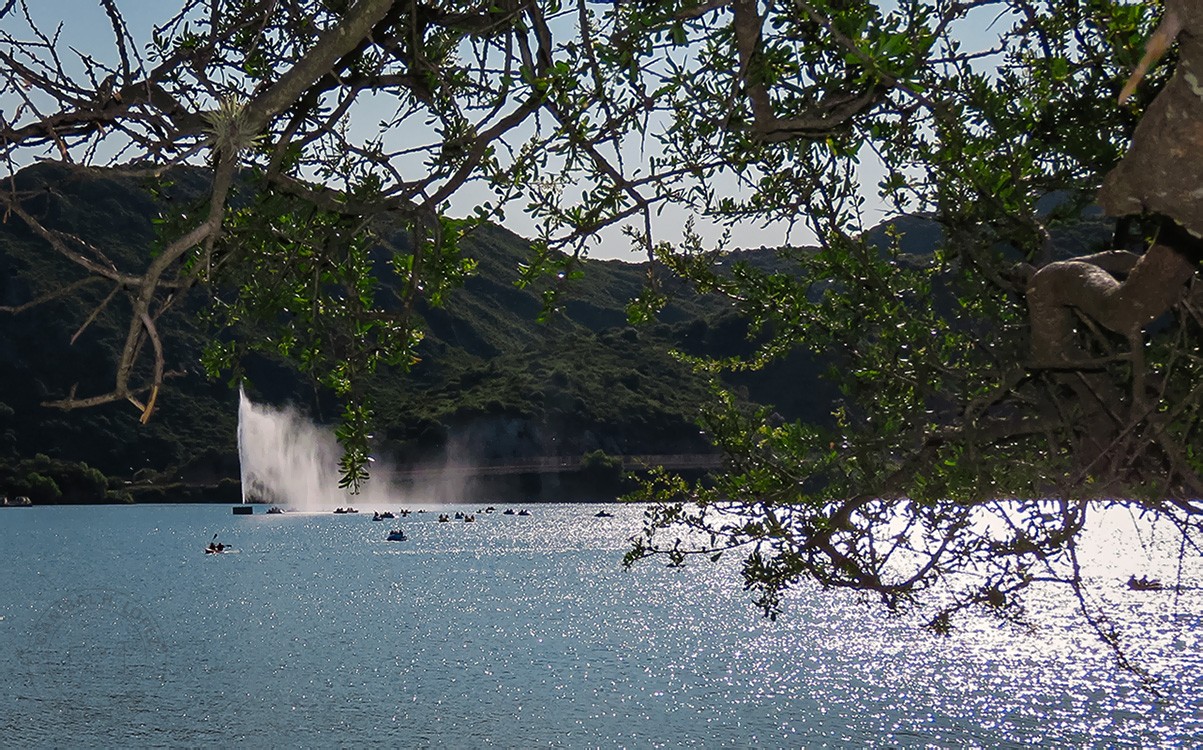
[0,503,1199,747]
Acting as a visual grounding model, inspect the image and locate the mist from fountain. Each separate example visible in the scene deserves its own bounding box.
[237,386,397,511]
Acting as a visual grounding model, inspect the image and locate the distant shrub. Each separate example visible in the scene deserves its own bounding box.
[23,472,61,500]
[104,489,135,504]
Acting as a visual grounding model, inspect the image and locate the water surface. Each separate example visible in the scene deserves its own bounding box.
[0,503,1199,747]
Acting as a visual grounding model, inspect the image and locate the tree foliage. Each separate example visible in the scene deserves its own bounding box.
[616,0,1203,652]
[1,0,1201,644]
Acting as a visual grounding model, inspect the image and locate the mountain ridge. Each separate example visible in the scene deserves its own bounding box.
[0,164,829,502]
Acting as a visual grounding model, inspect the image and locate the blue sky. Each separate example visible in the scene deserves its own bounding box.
[3,1,1020,261]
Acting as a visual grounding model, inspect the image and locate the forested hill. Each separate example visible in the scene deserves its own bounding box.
[0,163,841,502]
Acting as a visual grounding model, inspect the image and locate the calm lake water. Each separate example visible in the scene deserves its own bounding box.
[0,503,1199,748]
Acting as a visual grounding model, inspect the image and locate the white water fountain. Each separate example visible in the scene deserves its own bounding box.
[236,386,393,511]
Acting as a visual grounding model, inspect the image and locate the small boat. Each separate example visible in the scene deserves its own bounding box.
[517,509,531,516]
[503,509,516,515]
[205,542,228,554]
[1127,575,1164,591]
[386,529,407,542]
[266,506,285,514]
[334,507,359,514]
[594,510,613,518]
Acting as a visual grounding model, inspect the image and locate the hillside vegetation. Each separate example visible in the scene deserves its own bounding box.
[0,164,838,502]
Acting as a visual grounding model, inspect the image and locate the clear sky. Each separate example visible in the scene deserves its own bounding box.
[3,0,1014,262]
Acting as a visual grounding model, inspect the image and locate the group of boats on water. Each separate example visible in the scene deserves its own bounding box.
[1,496,32,507]
[384,506,535,540]
[253,504,542,543]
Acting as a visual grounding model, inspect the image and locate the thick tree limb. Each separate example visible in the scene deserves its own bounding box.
[731,0,886,143]
[1026,243,1196,366]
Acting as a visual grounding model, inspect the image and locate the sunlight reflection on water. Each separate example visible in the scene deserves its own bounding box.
[0,502,1198,747]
